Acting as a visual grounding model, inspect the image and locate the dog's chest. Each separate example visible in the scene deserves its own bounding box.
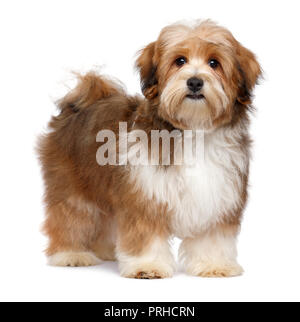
[131,130,247,238]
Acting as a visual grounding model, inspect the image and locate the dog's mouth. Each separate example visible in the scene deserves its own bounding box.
[186,94,205,100]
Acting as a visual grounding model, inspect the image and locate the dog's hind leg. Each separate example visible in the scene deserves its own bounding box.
[43,198,103,267]
[90,213,117,261]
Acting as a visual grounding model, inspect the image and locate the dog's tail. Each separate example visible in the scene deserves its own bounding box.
[58,72,123,113]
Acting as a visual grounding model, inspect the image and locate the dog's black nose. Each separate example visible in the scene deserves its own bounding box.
[187,77,204,93]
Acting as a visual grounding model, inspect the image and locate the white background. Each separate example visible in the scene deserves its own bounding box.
[0,0,299,302]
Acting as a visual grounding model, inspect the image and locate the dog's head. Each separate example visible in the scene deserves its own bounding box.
[136,20,261,130]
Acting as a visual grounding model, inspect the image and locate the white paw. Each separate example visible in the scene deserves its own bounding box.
[187,261,243,278]
[48,251,102,267]
[116,237,176,279]
[120,261,175,279]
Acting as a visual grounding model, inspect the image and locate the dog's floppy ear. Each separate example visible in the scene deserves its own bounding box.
[136,42,158,99]
[236,43,261,105]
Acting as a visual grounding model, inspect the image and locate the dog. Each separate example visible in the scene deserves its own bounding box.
[38,20,261,278]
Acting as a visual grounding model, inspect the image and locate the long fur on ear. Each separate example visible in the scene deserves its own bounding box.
[236,43,262,104]
[135,42,158,99]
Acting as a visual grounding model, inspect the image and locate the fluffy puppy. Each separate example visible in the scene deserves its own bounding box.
[38,20,261,278]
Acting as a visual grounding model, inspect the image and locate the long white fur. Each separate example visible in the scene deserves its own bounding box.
[179,230,243,276]
[130,124,248,239]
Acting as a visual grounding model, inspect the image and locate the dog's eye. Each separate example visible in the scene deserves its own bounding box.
[175,57,187,67]
[208,59,219,69]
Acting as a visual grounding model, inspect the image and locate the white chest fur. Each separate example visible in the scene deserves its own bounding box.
[130,127,249,239]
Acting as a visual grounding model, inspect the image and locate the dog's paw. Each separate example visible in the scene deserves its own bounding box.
[120,262,174,279]
[187,262,243,278]
[134,270,164,279]
[48,251,102,267]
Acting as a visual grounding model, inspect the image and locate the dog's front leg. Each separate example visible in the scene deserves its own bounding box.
[179,223,243,277]
[116,212,175,279]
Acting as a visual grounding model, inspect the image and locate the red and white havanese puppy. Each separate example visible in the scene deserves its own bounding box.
[38,20,261,278]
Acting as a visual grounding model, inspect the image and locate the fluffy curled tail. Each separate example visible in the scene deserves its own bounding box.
[58,72,123,113]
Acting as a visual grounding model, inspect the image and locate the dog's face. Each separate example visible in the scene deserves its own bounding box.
[136,21,261,130]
